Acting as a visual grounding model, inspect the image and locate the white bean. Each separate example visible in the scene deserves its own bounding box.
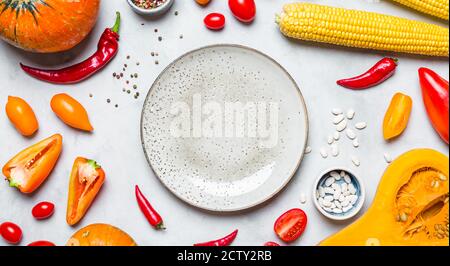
[330,171,339,178]
[346,129,356,140]
[355,122,367,130]
[342,205,352,213]
[331,183,340,190]
[352,156,361,167]
[325,177,335,187]
[332,108,343,115]
[300,193,307,204]
[336,120,347,132]
[333,114,345,125]
[333,208,343,214]
[323,187,334,194]
[331,144,339,157]
[324,195,334,202]
[338,194,346,202]
[344,175,352,184]
[341,183,348,192]
[340,171,346,177]
[335,201,342,209]
[352,138,359,148]
[333,131,340,141]
[305,146,312,154]
[348,183,356,195]
[341,199,350,207]
[320,148,328,158]
[327,135,334,145]
[318,186,325,197]
[346,109,355,120]
[322,200,331,207]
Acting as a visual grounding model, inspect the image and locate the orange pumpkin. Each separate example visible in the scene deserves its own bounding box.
[0,0,101,53]
[66,224,137,246]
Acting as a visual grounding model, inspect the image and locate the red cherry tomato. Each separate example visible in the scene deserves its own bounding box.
[0,222,23,244]
[228,0,256,23]
[32,201,55,220]
[28,240,55,246]
[274,208,307,243]
[264,241,280,246]
[204,13,226,30]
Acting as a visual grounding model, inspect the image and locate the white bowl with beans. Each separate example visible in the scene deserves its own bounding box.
[127,0,175,16]
[313,168,365,221]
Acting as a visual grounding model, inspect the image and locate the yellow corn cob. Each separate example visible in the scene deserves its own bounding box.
[390,0,449,20]
[276,3,449,57]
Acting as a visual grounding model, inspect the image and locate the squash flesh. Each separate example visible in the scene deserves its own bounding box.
[320,149,449,246]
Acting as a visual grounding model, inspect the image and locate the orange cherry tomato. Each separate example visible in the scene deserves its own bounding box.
[51,93,93,132]
[195,0,211,5]
[5,96,39,136]
[2,134,63,194]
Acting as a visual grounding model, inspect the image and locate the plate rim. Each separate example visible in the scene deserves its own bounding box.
[140,43,309,212]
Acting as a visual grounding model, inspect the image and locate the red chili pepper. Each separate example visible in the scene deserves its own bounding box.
[194,229,238,246]
[419,67,449,144]
[20,12,121,84]
[135,185,165,230]
[337,58,398,90]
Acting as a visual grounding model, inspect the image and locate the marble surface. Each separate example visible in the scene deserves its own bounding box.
[0,0,448,246]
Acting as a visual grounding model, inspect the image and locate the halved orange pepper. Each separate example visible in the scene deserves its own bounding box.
[66,157,105,226]
[2,134,63,193]
[383,92,413,140]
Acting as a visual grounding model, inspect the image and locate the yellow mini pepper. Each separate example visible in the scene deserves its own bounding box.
[383,93,413,140]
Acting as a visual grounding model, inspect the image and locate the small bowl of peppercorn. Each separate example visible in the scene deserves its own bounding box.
[127,0,175,17]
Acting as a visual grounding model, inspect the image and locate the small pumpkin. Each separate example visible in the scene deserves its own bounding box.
[0,0,101,53]
[320,149,449,246]
[66,223,137,246]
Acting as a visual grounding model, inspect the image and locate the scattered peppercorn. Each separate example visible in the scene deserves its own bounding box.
[155,60,159,65]
[133,85,138,89]
[151,52,155,56]
[120,73,124,77]
[127,90,131,94]
[107,99,111,103]
[179,34,183,39]
[174,11,178,16]
[158,36,162,42]
[113,72,117,77]
[89,93,93,98]
[134,73,138,78]
[127,55,130,59]
[126,80,130,84]
[115,104,119,108]
[136,62,140,66]
[154,29,158,33]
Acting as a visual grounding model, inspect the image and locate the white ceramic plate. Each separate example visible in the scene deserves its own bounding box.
[141,44,308,212]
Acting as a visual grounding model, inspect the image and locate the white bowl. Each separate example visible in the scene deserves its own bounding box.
[127,0,175,16]
[313,167,365,221]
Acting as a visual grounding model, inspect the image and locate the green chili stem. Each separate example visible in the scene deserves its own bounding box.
[111,12,121,33]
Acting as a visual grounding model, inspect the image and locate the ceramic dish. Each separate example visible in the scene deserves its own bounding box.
[141,44,309,212]
[127,0,174,16]
[313,168,365,220]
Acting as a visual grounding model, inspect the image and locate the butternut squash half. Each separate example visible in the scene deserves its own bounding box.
[320,149,449,246]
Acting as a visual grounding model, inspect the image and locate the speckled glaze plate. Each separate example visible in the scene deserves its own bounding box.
[141,44,308,212]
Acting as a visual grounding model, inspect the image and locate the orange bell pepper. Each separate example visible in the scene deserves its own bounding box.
[383,92,413,140]
[66,157,105,226]
[2,134,62,193]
